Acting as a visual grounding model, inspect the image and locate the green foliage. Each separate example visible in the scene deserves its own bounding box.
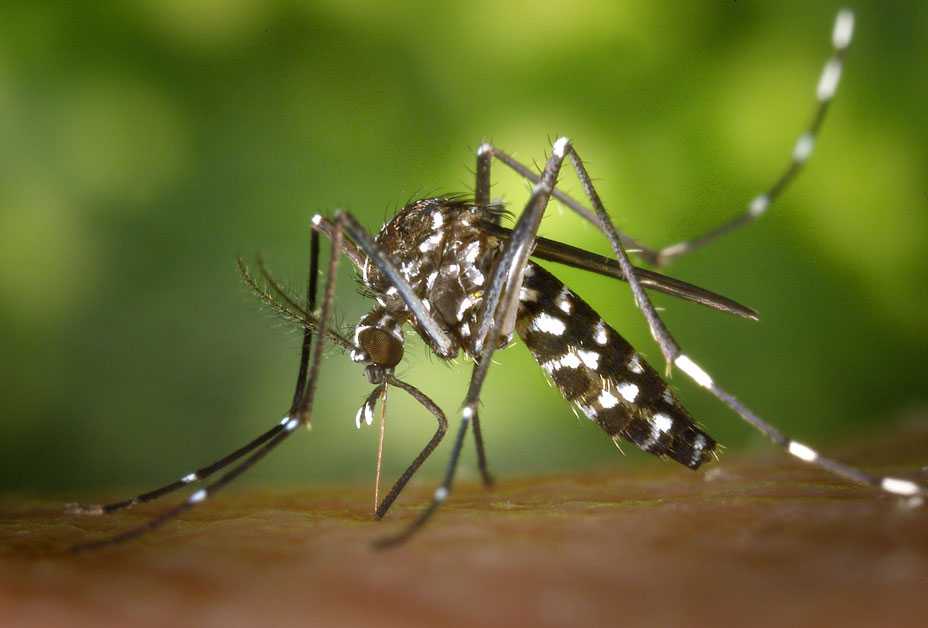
[1,1,926,491]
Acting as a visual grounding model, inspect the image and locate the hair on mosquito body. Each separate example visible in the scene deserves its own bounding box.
[66,8,926,553]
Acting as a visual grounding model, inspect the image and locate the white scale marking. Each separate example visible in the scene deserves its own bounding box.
[577,349,600,370]
[598,390,620,409]
[418,233,442,252]
[434,487,449,502]
[463,241,481,263]
[817,59,842,101]
[311,214,322,226]
[628,355,644,374]
[661,389,674,404]
[189,489,207,504]
[691,435,707,466]
[833,10,854,50]
[456,296,474,321]
[792,133,815,163]
[593,321,608,345]
[653,413,674,434]
[788,441,818,462]
[520,287,540,302]
[426,271,438,289]
[617,382,639,403]
[285,418,300,431]
[532,312,566,336]
[552,136,570,158]
[464,266,485,287]
[544,352,582,372]
[431,211,444,230]
[400,259,420,278]
[641,413,674,451]
[556,289,573,314]
[882,477,919,496]
[181,473,198,484]
[749,194,770,217]
[675,354,713,388]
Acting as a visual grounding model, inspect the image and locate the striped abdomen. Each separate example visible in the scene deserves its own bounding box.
[515,262,716,469]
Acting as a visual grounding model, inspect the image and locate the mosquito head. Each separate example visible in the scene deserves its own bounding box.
[350,306,407,379]
[358,326,404,370]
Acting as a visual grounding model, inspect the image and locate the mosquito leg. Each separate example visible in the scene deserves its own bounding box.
[311,213,457,360]
[70,217,344,551]
[547,132,924,502]
[375,142,570,547]
[289,229,320,411]
[471,400,495,488]
[670,353,925,501]
[493,135,682,370]
[372,402,471,549]
[482,11,854,268]
[654,9,855,266]
[70,423,299,552]
[470,151,501,485]
[69,231,327,518]
[560,139,682,371]
[374,376,448,519]
[66,420,292,516]
[481,143,656,259]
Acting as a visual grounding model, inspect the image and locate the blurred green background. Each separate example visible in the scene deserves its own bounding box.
[1,1,926,496]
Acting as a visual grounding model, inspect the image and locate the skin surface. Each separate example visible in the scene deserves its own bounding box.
[2,426,927,628]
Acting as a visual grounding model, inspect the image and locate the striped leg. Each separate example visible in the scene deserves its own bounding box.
[69,214,345,551]
[68,231,329,519]
[671,353,924,501]
[478,9,855,269]
[376,138,573,547]
[550,132,926,502]
[654,9,855,266]
[65,420,291,516]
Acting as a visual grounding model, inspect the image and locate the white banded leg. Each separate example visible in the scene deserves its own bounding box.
[654,9,855,266]
[69,213,346,552]
[65,417,294,516]
[672,353,924,500]
[477,10,854,269]
[377,141,574,547]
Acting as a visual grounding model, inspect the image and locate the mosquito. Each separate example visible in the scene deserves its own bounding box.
[68,8,923,552]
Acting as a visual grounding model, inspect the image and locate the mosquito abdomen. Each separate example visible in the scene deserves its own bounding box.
[515,262,717,469]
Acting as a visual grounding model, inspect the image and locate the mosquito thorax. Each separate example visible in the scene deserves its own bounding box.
[353,197,506,362]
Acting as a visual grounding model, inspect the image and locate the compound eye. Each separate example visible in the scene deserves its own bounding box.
[358,328,404,368]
